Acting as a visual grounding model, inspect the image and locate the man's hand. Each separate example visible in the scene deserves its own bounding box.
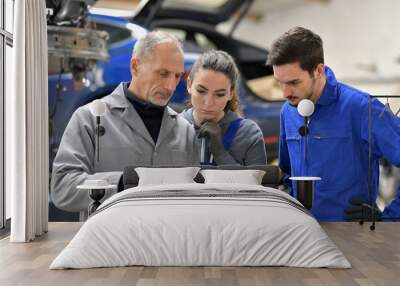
[344,198,382,221]
[198,121,225,156]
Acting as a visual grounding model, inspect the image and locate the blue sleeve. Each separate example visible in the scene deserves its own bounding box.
[360,98,400,218]
[278,109,292,190]
[361,98,400,166]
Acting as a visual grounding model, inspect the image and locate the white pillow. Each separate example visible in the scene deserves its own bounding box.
[200,169,266,185]
[135,167,200,186]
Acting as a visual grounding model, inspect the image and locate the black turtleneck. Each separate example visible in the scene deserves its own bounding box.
[123,83,165,143]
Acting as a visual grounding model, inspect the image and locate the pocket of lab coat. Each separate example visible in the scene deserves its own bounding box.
[311,129,356,188]
[170,149,191,165]
[96,147,145,171]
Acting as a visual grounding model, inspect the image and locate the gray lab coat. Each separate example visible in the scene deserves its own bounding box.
[51,83,199,212]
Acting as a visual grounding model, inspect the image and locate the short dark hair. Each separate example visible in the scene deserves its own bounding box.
[267,27,324,75]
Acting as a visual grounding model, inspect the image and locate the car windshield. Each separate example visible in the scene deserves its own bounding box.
[162,0,230,10]
[247,76,284,102]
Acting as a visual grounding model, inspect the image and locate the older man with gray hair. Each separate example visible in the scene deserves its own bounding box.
[51,31,199,214]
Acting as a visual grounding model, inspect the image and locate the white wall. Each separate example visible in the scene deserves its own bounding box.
[225,0,400,108]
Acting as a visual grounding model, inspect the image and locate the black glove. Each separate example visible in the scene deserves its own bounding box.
[344,198,382,221]
[198,121,225,157]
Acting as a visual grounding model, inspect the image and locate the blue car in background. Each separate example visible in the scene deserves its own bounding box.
[47,0,284,220]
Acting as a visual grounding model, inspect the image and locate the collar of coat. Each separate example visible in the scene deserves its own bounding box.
[316,66,339,107]
[100,82,179,146]
[102,82,178,118]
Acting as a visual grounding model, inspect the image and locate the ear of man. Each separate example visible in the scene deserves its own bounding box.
[314,63,325,78]
[131,58,139,76]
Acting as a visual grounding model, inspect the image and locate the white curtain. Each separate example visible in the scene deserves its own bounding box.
[7,0,49,242]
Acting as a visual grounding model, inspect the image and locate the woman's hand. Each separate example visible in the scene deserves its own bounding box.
[198,121,225,156]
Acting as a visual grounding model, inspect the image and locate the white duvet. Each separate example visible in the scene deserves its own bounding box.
[50,183,351,269]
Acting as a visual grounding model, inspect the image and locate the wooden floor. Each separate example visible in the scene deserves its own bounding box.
[0,222,399,286]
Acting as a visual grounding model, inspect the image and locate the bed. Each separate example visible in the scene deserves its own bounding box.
[50,165,350,269]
